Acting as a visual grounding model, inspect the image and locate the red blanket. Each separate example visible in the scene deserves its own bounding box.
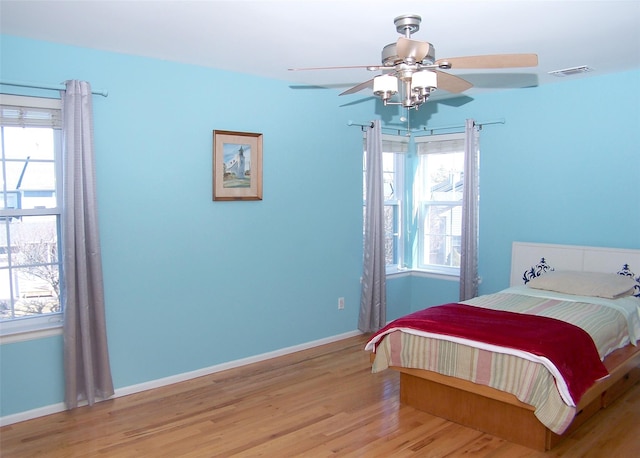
[369,303,609,404]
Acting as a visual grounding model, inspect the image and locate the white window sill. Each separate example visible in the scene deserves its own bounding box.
[387,267,460,281]
[0,317,63,344]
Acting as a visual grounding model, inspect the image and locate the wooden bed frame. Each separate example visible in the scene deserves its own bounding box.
[387,242,640,451]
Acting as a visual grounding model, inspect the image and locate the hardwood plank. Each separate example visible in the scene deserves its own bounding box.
[1,334,638,457]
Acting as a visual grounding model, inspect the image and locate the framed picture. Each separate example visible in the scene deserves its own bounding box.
[212,130,263,201]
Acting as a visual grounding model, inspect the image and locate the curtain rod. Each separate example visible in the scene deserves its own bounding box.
[0,80,109,97]
[347,120,410,135]
[347,118,505,134]
[347,120,374,129]
[415,118,505,134]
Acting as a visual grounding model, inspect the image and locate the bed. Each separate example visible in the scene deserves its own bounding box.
[365,242,640,451]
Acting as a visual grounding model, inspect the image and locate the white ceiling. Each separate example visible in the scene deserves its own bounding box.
[1,0,639,101]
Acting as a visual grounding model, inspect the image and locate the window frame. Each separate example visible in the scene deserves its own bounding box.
[414,132,467,277]
[0,94,64,340]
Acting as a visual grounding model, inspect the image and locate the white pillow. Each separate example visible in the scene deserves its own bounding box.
[527,271,637,299]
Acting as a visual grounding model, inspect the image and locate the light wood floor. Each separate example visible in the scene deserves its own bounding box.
[1,334,639,457]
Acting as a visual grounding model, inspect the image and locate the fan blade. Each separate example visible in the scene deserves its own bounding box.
[288,65,383,71]
[396,37,429,62]
[340,79,374,96]
[437,53,538,69]
[435,71,473,93]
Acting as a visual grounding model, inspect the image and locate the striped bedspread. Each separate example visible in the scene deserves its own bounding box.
[367,289,637,434]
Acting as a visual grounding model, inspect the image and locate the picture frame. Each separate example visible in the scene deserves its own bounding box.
[212,130,263,201]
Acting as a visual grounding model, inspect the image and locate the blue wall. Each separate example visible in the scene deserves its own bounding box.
[2,34,639,419]
[398,69,640,310]
[0,35,373,417]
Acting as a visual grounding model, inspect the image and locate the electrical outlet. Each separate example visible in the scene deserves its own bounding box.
[338,297,345,310]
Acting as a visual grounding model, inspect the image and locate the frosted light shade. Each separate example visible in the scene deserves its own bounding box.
[373,75,398,94]
[412,71,437,89]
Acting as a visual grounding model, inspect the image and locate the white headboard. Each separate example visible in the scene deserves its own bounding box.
[510,242,640,291]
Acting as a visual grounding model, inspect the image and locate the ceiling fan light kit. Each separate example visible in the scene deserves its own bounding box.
[374,69,439,109]
[289,14,538,110]
[373,74,398,100]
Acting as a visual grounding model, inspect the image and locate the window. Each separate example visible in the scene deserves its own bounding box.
[414,133,466,274]
[363,131,476,277]
[363,135,408,272]
[0,95,63,335]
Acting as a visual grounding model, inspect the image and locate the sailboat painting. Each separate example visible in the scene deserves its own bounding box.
[213,130,263,201]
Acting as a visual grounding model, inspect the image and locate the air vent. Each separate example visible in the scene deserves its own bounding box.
[548,66,594,77]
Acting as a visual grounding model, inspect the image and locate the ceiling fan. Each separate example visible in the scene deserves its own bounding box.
[289,14,538,110]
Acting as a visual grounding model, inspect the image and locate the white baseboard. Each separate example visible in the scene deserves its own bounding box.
[0,402,68,427]
[0,329,363,427]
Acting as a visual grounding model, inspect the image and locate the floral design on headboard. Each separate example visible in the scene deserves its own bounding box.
[617,264,640,298]
[522,258,554,284]
[522,259,640,298]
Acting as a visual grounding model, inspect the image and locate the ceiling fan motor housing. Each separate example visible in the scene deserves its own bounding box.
[381,42,436,67]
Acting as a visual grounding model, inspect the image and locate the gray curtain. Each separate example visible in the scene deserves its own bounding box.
[459,119,480,301]
[61,80,114,409]
[359,120,386,332]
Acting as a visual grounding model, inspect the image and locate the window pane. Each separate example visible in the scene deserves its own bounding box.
[10,266,60,317]
[421,204,462,268]
[383,153,396,200]
[2,126,55,160]
[0,269,12,319]
[0,215,60,320]
[0,190,21,210]
[423,152,464,200]
[14,161,56,191]
[0,221,11,267]
[9,215,59,266]
[1,127,57,211]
